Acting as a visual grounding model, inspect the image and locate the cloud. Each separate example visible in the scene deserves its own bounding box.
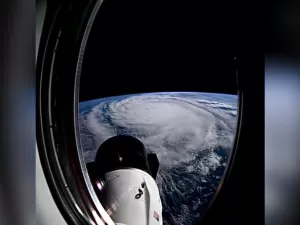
[80,93,237,167]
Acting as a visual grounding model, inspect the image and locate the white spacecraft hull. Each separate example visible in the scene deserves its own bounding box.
[100,168,162,225]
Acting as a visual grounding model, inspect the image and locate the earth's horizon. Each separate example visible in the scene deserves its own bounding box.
[79,91,238,225]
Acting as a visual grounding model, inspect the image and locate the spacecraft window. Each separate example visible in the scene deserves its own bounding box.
[37,0,242,224]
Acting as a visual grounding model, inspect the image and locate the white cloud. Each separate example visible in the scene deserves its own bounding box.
[80,93,237,168]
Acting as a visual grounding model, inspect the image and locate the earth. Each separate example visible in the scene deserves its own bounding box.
[79,92,238,225]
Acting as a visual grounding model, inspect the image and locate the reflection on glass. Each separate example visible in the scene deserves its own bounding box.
[79,92,238,225]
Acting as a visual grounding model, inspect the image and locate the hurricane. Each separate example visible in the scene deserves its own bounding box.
[79,92,238,225]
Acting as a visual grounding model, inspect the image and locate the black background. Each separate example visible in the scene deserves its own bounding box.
[79,0,239,102]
